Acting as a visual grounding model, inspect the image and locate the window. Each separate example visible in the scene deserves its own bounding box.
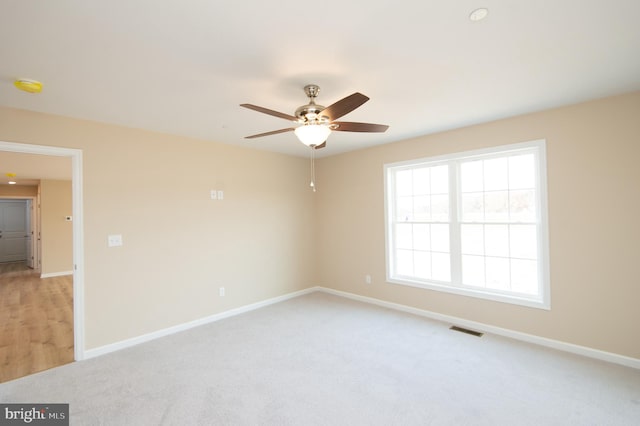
[384,140,550,309]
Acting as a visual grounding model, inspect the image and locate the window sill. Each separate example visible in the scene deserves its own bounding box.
[387,276,550,310]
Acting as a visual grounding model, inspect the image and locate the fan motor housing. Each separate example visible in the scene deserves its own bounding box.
[295,103,327,123]
[295,84,329,123]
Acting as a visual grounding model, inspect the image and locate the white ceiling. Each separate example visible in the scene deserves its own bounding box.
[1,1,639,159]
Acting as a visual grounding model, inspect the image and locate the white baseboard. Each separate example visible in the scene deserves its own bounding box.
[82,287,317,360]
[316,287,640,370]
[81,285,640,370]
[41,270,73,278]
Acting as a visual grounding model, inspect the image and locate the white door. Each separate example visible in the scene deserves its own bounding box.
[0,200,29,263]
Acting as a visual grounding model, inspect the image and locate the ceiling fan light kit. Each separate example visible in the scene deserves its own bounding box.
[294,123,331,147]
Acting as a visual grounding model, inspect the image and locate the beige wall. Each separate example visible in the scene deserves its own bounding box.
[40,179,73,275]
[1,92,638,360]
[0,107,316,349]
[316,91,640,359]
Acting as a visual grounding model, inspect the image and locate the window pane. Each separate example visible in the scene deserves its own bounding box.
[509,154,535,189]
[396,169,413,196]
[396,224,413,249]
[396,196,413,221]
[484,158,508,191]
[485,256,510,290]
[461,224,484,255]
[431,165,449,194]
[461,160,483,193]
[414,251,431,279]
[484,224,509,257]
[431,224,450,252]
[484,191,509,222]
[396,249,413,276]
[511,259,538,295]
[431,194,449,222]
[509,189,536,222]
[432,252,451,281]
[385,142,547,308]
[413,195,430,221]
[461,192,484,222]
[413,167,430,195]
[462,254,485,287]
[413,224,430,251]
[510,225,537,259]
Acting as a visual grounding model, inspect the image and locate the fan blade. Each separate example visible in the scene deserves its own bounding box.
[245,128,295,139]
[313,141,327,149]
[332,122,389,133]
[240,104,298,121]
[319,93,369,121]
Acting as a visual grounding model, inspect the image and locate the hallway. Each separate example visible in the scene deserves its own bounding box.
[0,262,73,383]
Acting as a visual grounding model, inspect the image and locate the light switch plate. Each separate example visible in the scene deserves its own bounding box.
[108,234,123,247]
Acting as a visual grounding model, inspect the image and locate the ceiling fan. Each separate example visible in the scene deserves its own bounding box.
[240,84,389,149]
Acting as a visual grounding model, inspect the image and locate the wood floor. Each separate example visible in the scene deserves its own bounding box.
[0,262,74,383]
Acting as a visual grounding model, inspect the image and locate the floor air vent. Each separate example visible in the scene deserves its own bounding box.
[450,326,484,337]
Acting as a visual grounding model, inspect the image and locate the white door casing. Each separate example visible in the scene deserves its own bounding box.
[25,199,34,269]
[0,141,84,361]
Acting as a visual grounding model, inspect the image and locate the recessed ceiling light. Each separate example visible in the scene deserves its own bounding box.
[469,8,489,22]
[14,78,43,93]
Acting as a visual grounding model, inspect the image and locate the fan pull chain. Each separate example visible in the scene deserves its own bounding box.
[309,145,317,192]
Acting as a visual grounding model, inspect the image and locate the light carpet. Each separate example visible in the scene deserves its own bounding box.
[1,292,639,425]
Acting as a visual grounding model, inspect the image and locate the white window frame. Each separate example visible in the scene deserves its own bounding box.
[384,140,550,309]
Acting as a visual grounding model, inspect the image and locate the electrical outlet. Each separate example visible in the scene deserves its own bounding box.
[365,274,372,284]
[219,287,225,297]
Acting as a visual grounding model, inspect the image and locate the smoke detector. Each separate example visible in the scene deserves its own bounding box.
[14,78,43,93]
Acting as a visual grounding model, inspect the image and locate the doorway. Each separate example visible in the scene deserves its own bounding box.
[0,141,84,369]
[0,199,31,264]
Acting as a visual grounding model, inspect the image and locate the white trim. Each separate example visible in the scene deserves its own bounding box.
[83,287,317,360]
[383,139,550,310]
[537,141,552,309]
[0,141,85,361]
[78,285,639,370]
[384,139,547,169]
[386,278,549,310]
[40,270,74,278]
[316,287,640,370]
[71,149,85,360]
